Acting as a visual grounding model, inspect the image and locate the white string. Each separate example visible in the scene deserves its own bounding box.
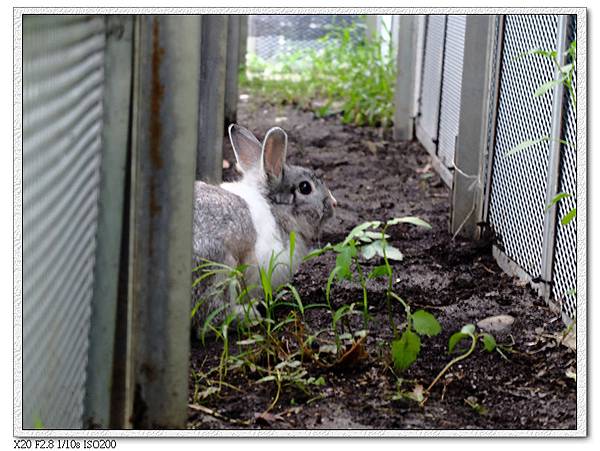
[451,163,484,240]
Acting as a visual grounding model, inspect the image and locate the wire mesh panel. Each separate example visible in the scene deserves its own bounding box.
[247,15,361,61]
[417,15,446,150]
[22,15,106,429]
[487,15,558,278]
[552,16,577,319]
[437,15,466,168]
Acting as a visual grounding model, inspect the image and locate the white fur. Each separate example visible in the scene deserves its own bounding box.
[221,171,286,273]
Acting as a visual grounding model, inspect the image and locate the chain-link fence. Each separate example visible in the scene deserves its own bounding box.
[247,15,363,60]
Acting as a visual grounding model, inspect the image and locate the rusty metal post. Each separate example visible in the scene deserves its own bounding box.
[197,15,228,183]
[224,15,241,128]
[129,15,200,429]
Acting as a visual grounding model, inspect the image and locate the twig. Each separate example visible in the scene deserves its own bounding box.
[188,403,252,426]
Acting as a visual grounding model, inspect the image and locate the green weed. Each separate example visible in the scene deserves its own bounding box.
[241,18,397,128]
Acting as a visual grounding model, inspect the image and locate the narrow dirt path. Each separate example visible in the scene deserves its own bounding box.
[188,96,576,430]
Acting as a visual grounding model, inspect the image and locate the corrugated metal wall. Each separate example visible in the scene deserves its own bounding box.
[22,15,106,429]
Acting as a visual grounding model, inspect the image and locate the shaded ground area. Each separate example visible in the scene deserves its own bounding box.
[188,96,576,430]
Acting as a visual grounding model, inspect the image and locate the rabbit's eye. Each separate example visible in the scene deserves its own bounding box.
[298,181,312,195]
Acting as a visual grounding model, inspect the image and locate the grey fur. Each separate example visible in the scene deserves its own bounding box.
[191,182,257,330]
[268,164,335,246]
[191,125,335,334]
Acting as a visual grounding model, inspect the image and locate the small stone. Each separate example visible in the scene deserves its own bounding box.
[477,314,515,336]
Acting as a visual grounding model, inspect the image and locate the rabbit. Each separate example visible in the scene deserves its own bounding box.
[191,124,337,333]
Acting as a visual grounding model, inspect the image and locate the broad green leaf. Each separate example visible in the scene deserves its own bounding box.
[342,221,381,246]
[336,244,356,280]
[361,241,379,260]
[545,192,572,211]
[387,216,432,229]
[362,231,390,241]
[561,208,576,225]
[448,332,470,354]
[461,324,476,335]
[314,376,326,386]
[506,137,549,156]
[560,63,573,74]
[481,333,497,352]
[535,78,563,97]
[412,310,442,337]
[368,264,391,279]
[383,244,404,261]
[391,329,421,371]
[362,240,404,261]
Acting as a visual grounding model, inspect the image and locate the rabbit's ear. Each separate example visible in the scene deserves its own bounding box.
[228,124,262,173]
[261,127,287,184]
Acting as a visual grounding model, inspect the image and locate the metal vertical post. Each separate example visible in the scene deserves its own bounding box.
[412,16,426,119]
[480,15,505,229]
[197,15,228,184]
[224,15,241,128]
[84,15,133,429]
[129,15,200,429]
[238,15,248,73]
[393,15,419,141]
[540,15,569,299]
[450,15,498,238]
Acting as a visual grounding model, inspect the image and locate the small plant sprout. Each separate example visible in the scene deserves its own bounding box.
[422,324,498,405]
[306,216,439,368]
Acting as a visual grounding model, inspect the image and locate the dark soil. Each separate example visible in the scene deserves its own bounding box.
[187,96,576,430]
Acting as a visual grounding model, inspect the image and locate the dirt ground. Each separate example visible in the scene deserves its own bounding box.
[187,95,576,430]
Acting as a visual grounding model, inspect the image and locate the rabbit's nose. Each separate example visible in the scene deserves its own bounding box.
[328,190,337,208]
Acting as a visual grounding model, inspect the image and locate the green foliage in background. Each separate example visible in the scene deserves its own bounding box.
[241,18,397,128]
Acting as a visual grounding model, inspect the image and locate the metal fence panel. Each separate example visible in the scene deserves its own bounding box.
[437,15,466,168]
[417,15,446,151]
[552,16,577,319]
[23,15,106,429]
[487,15,558,278]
